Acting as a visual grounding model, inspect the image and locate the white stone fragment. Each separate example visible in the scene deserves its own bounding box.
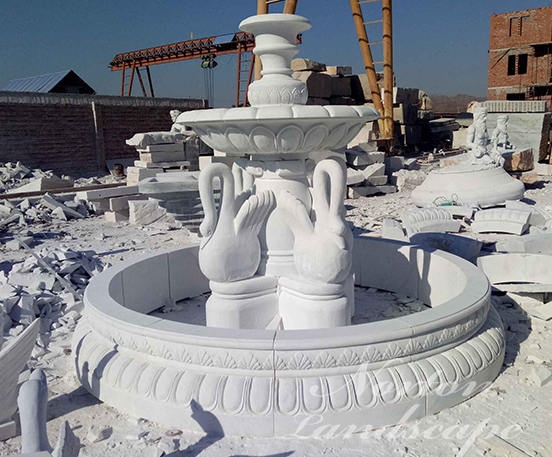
[129,200,167,226]
[472,208,530,235]
[531,366,552,387]
[86,424,112,443]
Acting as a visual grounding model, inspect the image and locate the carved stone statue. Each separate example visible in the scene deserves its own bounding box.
[170,109,188,134]
[279,159,352,284]
[491,114,512,152]
[198,163,275,283]
[466,107,504,167]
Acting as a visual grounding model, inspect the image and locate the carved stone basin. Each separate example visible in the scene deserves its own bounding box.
[176,105,379,156]
[73,237,505,437]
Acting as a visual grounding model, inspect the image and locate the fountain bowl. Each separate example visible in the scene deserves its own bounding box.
[176,105,380,156]
[73,237,505,437]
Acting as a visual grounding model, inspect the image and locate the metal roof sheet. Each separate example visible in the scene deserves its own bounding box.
[2,70,73,93]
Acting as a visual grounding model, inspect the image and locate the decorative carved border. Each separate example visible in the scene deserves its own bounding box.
[74,306,504,422]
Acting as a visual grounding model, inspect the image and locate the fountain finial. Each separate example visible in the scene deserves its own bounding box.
[239,14,311,106]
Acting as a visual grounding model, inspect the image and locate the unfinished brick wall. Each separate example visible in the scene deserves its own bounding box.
[488,6,552,101]
[0,92,206,175]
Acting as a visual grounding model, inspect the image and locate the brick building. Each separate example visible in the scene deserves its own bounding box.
[488,6,552,105]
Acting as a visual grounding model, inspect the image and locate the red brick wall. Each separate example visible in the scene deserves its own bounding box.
[0,92,206,175]
[488,7,552,100]
[490,7,552,50]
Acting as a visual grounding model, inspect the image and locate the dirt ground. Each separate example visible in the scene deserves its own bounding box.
[1,178,552,457]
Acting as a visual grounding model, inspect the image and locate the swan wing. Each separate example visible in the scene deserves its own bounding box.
[278,190,314,238]
[235,189,275,235]
[234,187,253,211]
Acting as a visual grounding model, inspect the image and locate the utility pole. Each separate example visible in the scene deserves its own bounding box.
[349,0,385,133]
[382,0,394,140]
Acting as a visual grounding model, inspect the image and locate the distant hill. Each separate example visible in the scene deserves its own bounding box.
[429,94,487,114]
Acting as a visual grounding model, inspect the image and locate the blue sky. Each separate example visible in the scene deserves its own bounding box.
[0,0,549,106]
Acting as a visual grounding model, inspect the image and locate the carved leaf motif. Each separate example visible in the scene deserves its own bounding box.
[277,125,303,152]
[362,346,383,363]
[263,355,287,371]
[195,351,214,367]
[214,351,237,369]
[384,343,403,359]
[179,349,192,364]
[422,334,439,350]
[404,339,423,355]
[439,328,454,344]
[226,128,250,153]
[238,353,262,371]
[142,338,154,355]
[250,126,276,153]
[303,124,328,151]
[325,123,348,150]
[313,351,337,369]
[288,353,312,370]
[161,345,172,360]
[338,349,361,366]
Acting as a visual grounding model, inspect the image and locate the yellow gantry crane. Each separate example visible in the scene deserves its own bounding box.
[254,0,394,144]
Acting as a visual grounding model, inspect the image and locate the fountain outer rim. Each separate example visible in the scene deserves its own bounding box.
[176,104,381,126]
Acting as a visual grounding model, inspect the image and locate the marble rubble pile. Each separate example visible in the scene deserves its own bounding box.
[0,162,73,195]
[0,193,91,231]
[0,246,106,355]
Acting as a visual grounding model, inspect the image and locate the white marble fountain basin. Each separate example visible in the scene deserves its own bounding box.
[73,237,505,437]
[176,105,378,156]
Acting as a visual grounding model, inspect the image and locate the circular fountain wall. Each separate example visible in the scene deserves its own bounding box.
[73,237,505,437]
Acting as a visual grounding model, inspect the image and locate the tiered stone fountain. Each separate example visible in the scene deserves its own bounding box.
[73,13,505,437]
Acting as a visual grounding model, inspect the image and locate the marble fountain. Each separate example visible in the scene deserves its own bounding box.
[73,13,505,436]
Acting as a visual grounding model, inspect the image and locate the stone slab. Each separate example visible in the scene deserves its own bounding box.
[109,194,148,212]
[290,58,326,72]
[138,151,186,163]
[125,167,159,186]
[76,185,139,201]
[137,143,185,153]
[9,177,74,194]
[330,76,351,97]
[126,132,185,148]
[393,104,418,125]
[346,150,384,167]
[128,200,167,225]
[502,148,534,172]
[323,65,352,76]
[104,210,129,222]
[134,160,190,169]
[291,71,332,98]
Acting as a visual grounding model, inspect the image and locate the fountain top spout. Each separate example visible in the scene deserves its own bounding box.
[239,14,312,106]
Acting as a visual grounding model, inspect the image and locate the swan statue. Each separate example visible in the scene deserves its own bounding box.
[279,158,352,284]
[199,163,275,283]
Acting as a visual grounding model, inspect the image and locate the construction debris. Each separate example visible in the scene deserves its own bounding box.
[0,246,106,355]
